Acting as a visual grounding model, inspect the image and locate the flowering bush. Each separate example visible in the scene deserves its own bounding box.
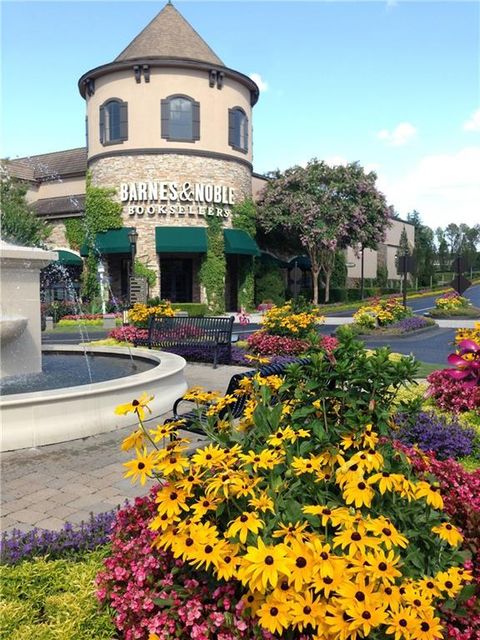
[247,331,309,356]
[128,301,174,327]
[260,302,322,338]
[0,511,117,564]
[353,296,412,329]
[390,316,434,333]
[394,411,477,460]
[435,291,470,311]
[97,489,271,640]
[426,369,480,413]
[57,318,103,327]
[456,322,480,345]
[113,334,471,639]
[396,445,480,640]
[446,339,480,387]
[109,325,148,343]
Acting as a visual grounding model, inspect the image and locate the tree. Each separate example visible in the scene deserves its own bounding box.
[257,160,392,303]
[435,228,449,271]
[0,169,51,247]
[407,210,437,287]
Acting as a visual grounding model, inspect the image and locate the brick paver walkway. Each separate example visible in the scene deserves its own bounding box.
[1,363,250,533]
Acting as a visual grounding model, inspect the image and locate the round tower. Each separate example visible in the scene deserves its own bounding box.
[78,2,259,307]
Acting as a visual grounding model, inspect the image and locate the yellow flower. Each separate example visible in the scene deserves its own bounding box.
[366,517,409,549]
[415,482,444,510]
[292,455,322,475]
[156,453,190,476]
[248,492,275,514]
[267,426,297,447]
[240,449,282,472]
[415,611,443,640]
[343,479,375,508]
[115,392,153,421]
[431,522,463,546]
[435,569,464,598]
[191,443,228,467]
[272,522,310,545]
[120,428,145,452]
[245,354,271,365]
[385,607,420,640]
[155,484,189,518]
[289,590,326,632]
[237,538,291,591]
[285,539,316,591]
[123,448,157,485]
[226,511,264,543]
[364,549,402,584]
[257,595,290,634]
[149,421,182,442]
[333,527,380,555]
[346,599,388,636]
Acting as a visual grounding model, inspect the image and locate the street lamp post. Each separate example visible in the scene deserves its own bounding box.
[97,262,106,315]
[128,228,138,304]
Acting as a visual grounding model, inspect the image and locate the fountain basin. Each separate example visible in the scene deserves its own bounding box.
[0,345,187,451]
[0,316,28,344]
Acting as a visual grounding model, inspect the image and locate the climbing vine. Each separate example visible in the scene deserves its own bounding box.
[199,215,226,314]
[81,171,124,301]
[64,218,85,251]
[134,259,157,289]
[231,199,257,310]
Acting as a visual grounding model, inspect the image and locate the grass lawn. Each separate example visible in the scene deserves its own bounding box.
[416,361,443,378]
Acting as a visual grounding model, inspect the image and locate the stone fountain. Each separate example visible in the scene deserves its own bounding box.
[0,239,187,451]
[0,240,57,377]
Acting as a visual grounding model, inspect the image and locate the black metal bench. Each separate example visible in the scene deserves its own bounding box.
[132,315,235,368]
[165,357,310,435]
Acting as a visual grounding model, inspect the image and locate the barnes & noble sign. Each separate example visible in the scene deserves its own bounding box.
[121,181,235,218]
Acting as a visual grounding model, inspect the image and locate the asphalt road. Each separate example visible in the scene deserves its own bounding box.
[42,323,455,365]
[328,283,480,317]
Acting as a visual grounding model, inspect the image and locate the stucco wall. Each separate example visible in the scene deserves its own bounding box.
[86,67,253,163]
[37,176,86,200]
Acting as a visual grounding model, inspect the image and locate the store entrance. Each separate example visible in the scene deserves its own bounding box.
[161,258,193,302]
[225,255,238,312]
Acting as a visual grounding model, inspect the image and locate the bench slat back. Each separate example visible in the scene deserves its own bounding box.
[148,315,234,345]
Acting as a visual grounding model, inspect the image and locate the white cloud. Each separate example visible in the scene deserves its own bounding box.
[377,122,417,146]
[463,108,480,132]
[249,73,268,92]
[376,146,480,227]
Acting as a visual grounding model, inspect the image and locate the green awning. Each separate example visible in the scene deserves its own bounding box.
[56,249,83,266]
[80,228,134,256]
[155,227,208,253]
[224,229,260,256]
[260,251,289,269]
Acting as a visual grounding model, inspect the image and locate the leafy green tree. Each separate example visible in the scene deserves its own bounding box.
[257,160,391,303]
[407,210,437,287]
[0,170,51,246]
[435,228,449,271]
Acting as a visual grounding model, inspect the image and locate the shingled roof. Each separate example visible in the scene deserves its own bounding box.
[5,148,87,182]
[33,194,85,218]
[115,2,224,66]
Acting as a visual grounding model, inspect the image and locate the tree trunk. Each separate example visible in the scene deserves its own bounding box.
[324,269,332,303]
[311,266,320,305]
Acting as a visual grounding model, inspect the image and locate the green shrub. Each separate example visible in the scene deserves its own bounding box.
[56,319,103,327]
[0,550,114,639]
[429,306,480,319]
[170,303,208,317]
[254,266,285,306]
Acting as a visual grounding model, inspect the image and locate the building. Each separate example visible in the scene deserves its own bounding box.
[4,2,414,308]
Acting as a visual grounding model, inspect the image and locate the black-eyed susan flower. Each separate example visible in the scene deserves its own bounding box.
[149,422,180,442]
[155,484,189,517]
[385,607,420,640]
[366,517,409,550]
[256,595,290,634]
[115,392,153,421]
[285,539,316,590]
[431,522,463,546]
[334,527,380,555]
[324,603,357,640]
[272,521,310,545]
[123,448,157,485]
[415,611,444,640]
[435,569,463,598]
[347,600,388,636]
[343,479,375,508]
[415,481,444,509]
[226,511,264,543]
[248,492,275,514]
[364,549,402,584]
[311,568,344,597]
[237,538,291,591]
[368,471,404,495]
[292,456,322,475]
[212,542,240,580]
[240,448,281,472]
[175,467,203,494]
[289,590,326,631]
[267,426,297,447]
[155,453,190,476]
[120,428,145,452]
[191,443,228,467]
[190,495,220,518]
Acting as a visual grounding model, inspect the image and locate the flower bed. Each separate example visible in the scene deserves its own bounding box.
[352,296,412,330]
[105,334,473,639]
[429,291,480,319]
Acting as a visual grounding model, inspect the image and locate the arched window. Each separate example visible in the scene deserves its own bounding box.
[99,99,128,145]
[228,107,248,153]
[161,95,200,142]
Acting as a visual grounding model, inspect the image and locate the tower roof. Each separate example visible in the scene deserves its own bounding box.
[115,2,224,66]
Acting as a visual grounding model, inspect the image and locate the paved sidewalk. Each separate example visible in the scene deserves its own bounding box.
[0,363,250,534]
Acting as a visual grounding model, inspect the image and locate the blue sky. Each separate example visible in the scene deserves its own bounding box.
[2,1,479,228]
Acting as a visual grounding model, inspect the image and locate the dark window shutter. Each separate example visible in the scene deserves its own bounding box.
[244,116,249,152]
[119,101,128,141]
[85,115,89,149]
[228,108,235,147]
[192,101,200,141]
[161,99,170,140]
[99,106,105,144]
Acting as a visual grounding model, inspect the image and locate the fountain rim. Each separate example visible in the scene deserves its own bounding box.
[0,345,186,406]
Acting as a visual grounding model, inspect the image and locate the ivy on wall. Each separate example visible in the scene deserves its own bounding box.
[199,215,226,314]
[81,172,124,301]
[134,259,157,289]
[231,199,257,310]
[64,218,85,251]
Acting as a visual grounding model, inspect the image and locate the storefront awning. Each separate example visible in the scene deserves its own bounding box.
[155,227,208,253]
[224,229,260,256]
[55,249,83,266]
[80,228,134,256]
[260,251,289,269]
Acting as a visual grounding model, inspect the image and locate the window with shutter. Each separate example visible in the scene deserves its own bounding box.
[99,98,128,145]
[161,95,199,142]
[228,107,248,153]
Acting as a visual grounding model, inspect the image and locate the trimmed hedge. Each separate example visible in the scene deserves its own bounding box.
[170,302,208,317]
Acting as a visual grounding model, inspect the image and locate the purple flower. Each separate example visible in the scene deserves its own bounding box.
[391,316,432,332]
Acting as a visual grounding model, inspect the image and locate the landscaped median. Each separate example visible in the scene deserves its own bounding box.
[345,296,437,337]
[427,291,480,320]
